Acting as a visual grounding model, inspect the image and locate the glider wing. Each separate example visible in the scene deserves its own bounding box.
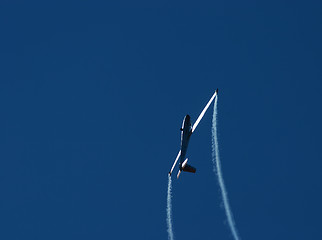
[192,89,218,133]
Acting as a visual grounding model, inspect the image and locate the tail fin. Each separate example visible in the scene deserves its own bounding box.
[182,158,196,173]
[177,158,197,178]
[182,164,196,173]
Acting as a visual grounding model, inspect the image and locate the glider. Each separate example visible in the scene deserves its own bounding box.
[169,89,218,178]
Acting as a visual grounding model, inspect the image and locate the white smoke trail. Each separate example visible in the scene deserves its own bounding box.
[211,96,240,240]
[166,175,174,240]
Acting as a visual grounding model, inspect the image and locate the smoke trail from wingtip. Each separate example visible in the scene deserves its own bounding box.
[167,175,174,240]
[211,96,241,240]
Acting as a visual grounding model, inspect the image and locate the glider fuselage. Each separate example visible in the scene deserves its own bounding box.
[179,115,192,169]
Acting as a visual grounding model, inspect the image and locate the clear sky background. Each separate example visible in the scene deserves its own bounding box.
[1,1,321,240]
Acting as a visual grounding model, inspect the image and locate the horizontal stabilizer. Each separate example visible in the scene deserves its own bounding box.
[177,170,182,179]
[182,164,196,173]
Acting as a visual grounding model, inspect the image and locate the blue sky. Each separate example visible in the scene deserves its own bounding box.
[1,1,322,239]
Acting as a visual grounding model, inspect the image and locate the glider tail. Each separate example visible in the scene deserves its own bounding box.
[177,158,196,178]
[182,164,196,173]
